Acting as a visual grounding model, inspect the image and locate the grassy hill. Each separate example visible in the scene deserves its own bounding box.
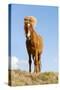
[8,70,58,86]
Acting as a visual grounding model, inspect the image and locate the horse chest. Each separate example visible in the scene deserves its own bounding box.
[26,40,35,54]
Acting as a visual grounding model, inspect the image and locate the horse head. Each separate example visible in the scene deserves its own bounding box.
[24,16,37,40]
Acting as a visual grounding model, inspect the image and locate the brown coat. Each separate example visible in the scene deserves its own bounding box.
[26,27,43,56]
[24,16,43,73]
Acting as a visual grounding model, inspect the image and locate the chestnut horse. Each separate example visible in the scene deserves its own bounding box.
[24,16,43,73]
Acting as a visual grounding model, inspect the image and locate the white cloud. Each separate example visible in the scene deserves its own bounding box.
[9,56,28,70]
[11,56,19,70]
[9,56,34,72]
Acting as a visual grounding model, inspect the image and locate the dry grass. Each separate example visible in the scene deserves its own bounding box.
[8,70,58,86]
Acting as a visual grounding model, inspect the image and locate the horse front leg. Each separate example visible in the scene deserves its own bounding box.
[38,53,41,72]
[34,51,39,73]
[32,55,36,73]
[28,54,32,73]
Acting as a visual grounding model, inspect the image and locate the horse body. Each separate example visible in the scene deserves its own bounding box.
[24,16,43,73]
[26,29,43,54]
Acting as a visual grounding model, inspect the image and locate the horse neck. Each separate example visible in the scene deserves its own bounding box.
[30,26,35,40]
[30,25,39,43]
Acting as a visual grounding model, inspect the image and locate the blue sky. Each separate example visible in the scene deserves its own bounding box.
[10,4,58,72]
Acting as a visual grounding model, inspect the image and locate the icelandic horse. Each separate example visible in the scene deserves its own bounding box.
[24,16,43,73]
